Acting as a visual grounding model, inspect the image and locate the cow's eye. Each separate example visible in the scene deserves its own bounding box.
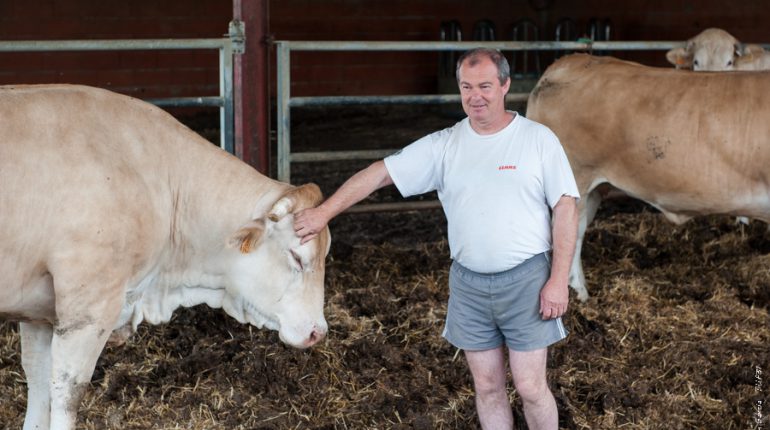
[289,250,304,272]
[727,60,733,66]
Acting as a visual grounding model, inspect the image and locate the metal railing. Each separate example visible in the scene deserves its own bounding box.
[275,40,683,191]
[0,32,242,153]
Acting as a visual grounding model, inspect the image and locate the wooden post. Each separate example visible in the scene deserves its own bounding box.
[233,0,270,175]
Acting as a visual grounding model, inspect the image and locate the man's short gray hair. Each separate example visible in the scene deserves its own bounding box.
[456,48,511,85]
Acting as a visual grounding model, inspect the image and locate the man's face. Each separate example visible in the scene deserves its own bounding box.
[458,56,510,128]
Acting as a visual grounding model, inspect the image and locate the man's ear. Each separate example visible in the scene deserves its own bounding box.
[501,77,511,94]
[227,219,266,254]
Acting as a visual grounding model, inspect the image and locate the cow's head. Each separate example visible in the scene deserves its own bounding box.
[223,183,330,349]
[666,28,742,71]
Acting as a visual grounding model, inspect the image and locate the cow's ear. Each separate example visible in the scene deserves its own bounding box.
[666,47,693,68]
[739,43,764,58]
[228,220,265,253]
[267,183,324,221]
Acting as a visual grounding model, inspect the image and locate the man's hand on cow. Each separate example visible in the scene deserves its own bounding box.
[539,279,569,320]
[294,207,328,244]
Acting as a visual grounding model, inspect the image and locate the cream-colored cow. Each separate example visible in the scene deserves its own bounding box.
[734,43,770,70]
[527,54,770,301]
[0,85,331,430]
[668,29,770,226]
[666,27,770,71]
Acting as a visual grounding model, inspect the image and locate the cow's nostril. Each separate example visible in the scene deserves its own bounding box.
[306,327,326,346]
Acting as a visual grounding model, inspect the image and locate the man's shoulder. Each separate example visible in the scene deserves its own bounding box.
[518,114,550,131]
[419,118,466,147]
[387,119,465,162]
[435,118,467,138]
[518,115,559,142]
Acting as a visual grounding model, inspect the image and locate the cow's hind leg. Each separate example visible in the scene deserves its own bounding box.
[570,188,602,302]
[20,322,53,430]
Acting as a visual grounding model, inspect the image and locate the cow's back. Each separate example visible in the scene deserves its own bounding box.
[526,54,770,222]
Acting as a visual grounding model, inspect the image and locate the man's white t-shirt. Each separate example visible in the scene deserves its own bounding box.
[384,112,579,274]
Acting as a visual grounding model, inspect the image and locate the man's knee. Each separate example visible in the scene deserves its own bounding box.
[465,348,508,396]
[472,372,507,398]
[513,375,550,403]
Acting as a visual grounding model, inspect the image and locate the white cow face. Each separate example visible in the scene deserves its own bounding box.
[666,28,741,71]
[691,40,739,71]
[223,185,330,349]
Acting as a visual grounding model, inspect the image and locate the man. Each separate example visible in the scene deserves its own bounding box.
[294,48,579,430]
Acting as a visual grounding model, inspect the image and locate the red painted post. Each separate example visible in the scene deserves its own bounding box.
[233,0,270,175]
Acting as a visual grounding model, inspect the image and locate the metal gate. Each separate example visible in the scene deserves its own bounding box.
[0,23,243,154]
[275,39,681,213]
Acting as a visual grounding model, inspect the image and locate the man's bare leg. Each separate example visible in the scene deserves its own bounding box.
[465,347,513,429]
[509,347,558,430]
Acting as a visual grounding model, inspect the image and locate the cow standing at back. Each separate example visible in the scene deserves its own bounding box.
[666,28,770,226]
[666,27,770,71]
[526,54,770,301]
[0,85,331,430]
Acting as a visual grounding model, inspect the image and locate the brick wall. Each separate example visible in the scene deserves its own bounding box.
[1,1,769,100]
[270,0,770,97]
[0,0,231,99]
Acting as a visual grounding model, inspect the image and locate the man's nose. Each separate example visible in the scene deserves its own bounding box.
[465,89,482,99]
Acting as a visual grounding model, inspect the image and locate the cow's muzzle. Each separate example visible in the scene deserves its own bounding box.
[303,324,327,348]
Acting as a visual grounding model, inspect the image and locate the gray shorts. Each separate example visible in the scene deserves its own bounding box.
[442,252,568,352]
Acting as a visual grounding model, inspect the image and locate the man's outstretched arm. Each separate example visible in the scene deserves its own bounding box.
[294,160,393,244]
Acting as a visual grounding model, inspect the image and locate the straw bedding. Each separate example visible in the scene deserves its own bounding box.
[0,105,767,429]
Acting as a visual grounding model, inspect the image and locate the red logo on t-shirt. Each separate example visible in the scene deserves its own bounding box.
[498,165,517,170]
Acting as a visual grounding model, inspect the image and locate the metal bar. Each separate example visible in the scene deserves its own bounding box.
[289,92,530,107]
[219,46,226,151]
[276,42,292,183]
[292,149,399,162]
[233,6,246,162]
[255,0,272,174]
[274,40,684,52]
[0,38,230,52]
[144,96,224,107]
[220,41,235,153]
[344,200,442,214]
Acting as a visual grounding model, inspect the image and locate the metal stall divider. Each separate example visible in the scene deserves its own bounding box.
[274,40,683,212]
[0,24,243,155]
[554,17,577,60]
[510,18,541,95]
[438,20,462,95]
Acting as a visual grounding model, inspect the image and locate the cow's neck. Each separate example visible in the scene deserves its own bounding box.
[129,142,286,327]
[123,254,230,328]
[146,269,228,322]
[161,141,284,271]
